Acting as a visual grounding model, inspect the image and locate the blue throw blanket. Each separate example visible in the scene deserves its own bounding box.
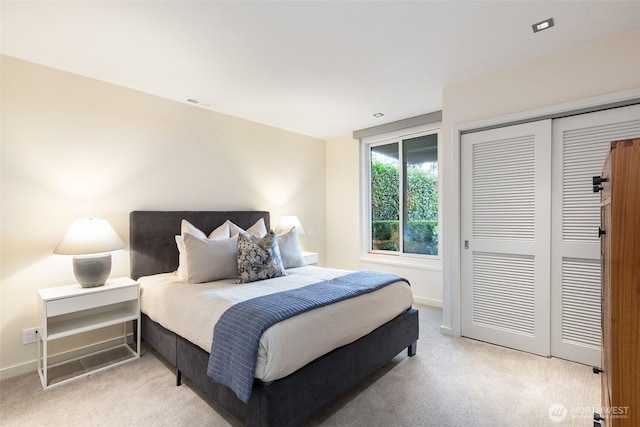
[207,270,409,403]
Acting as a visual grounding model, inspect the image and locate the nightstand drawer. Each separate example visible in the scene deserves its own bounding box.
[46,286,138,317]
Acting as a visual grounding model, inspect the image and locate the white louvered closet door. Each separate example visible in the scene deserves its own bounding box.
[461,120,552,356]
[550,104,640,366]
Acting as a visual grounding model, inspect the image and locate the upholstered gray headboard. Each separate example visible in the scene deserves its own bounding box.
[129,211,270,280]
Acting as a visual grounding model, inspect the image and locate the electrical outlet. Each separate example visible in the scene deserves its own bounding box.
[23,327,38,345]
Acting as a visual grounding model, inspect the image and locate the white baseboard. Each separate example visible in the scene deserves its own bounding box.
[440,325,455,336]
[0,360,37,381]
[413,296,442,308]
[0,336,129,381]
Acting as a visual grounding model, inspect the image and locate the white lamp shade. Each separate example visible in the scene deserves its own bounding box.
[275,215,305,235]
[54,217,125,255]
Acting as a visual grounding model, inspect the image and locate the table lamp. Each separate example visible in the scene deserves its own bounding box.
[54,217,125,287]
[275,215,305,234]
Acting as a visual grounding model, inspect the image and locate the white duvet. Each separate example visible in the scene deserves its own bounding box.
[139,266,414,382]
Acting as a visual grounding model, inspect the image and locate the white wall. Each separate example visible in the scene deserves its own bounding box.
[0,55,326,378]
[441,29,640,335]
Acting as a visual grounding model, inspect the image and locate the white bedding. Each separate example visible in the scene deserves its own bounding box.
[139,266,413,382]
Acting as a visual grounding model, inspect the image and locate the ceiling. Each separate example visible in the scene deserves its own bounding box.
[2,1,639,140]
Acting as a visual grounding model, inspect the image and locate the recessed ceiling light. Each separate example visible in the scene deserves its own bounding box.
[532,18,554,33]
[373,113,384,118]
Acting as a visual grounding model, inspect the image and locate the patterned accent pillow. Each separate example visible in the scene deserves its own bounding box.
[236,231,286,284]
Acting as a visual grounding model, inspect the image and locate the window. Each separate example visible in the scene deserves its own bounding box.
[365,129,439,258]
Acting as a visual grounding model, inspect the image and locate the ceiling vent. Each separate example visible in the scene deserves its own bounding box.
[186,98,214,108]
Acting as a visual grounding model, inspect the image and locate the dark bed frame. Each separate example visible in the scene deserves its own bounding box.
[129,210,419,427]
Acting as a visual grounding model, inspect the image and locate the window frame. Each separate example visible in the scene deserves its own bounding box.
[360,123,442,269]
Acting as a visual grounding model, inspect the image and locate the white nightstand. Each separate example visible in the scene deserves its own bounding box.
[37,277,140,389]
[302,251,319,266]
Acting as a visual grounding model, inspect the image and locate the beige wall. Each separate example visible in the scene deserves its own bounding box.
[442,29,640,126]
[440,29,640,335]
[0,55,326,377]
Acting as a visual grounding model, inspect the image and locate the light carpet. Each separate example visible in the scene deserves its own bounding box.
[0,305,600,426]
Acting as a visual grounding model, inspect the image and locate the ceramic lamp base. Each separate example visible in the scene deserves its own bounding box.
[73,253,112,287]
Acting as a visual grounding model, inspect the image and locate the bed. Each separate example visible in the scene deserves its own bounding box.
[129,210,419,427]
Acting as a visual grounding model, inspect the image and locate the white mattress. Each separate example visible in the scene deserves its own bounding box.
[139,266,413,382]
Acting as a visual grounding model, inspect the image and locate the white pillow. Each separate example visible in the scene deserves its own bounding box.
[181,219,207,239]
[277,227,306,268]
[176,220,230,279]
[183,232,238,283]
[181,219,230,239]
[228,218,267,237]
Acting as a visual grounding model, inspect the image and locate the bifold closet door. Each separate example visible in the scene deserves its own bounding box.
[550,104,640,366]
[461,120,552,357]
